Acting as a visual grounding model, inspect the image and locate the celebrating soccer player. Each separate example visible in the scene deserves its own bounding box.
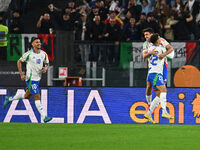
[3,37,52,123]
[144,33,174,123]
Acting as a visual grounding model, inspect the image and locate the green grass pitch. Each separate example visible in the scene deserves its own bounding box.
[0,123,200,150]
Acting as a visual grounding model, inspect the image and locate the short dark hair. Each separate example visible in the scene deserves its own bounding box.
[150,33,159,44]
[141,13,146,16]
[31,37,40,44]
[68,0,74,3]
[109,10,116,14]
[13,10,20,14]
[143,28,154,34]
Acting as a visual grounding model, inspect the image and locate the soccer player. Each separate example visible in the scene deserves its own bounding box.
[144,33,174,123]
[142,28,174,106]
[3,37,52,123]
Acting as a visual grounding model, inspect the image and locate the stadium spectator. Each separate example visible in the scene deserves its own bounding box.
[63,6,81,25]
[122,17,140,41]
[170,11,191,40]
[122,10,133,25]
[104,0,112,11]
[68,0,76,12]
[75,13,91,63]
[184,1,200,39]
[89,15,105,62]
[104,10,124,27]
[0,15,8,61]
[36,13,54,34]
[184,0,200,21]
[9,10,24,33]
[104,18,122,64]
[136,13,147,39]
[138,0,153,15]
[47,3,81,27]
[171,0,184,13]
[59,13,75,31]
[8,0,30,15]
[139,13,161,35]
[95,0,108,21]
[126,0,142,21]
[164,12,178,41]
[88,6,100,22]
[78,3,90,17]
[154,0,171,28]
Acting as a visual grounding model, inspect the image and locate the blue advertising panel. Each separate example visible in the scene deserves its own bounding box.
[0,87,200,124]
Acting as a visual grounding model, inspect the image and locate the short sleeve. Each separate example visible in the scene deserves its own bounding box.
[160,38,169,48]
[19,51,31,62]
[142,42,148,52]
[43,51,49,64]
[167,51,175,59]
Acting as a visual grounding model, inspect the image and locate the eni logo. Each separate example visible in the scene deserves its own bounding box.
[129,101,175,123]
[130,92,200,124]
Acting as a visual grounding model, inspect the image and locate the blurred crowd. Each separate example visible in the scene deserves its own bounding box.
[0,0,200,63]
[36,0,200,41]
[1,0,200,41]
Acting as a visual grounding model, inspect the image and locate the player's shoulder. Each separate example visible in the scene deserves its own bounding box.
[40,50,49,61]
[40,50,47,55]
[23,50,32,55]
[143,41,151,50]
[160,37,166,41]
[160,37,169,47]
[143,41,148,46]
[160,37,169,43]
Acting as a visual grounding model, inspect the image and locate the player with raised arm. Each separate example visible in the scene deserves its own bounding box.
[144,33,174,124]
[3,37,52,123]
[142,28,174,107]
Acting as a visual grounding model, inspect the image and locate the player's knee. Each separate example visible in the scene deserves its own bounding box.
[155,90,159,96]
[160,86,167,93]
[34,94,40,100]
[146,88,152,95]
[24,95,31,99]
[146,84,152,89]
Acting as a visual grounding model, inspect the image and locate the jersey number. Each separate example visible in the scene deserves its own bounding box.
[150,55,158,66]
[32,84,37,90]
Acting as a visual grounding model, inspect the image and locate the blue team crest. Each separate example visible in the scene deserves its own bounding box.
[36,59,41,64]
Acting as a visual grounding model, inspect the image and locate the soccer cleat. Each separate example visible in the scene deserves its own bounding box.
[44,116,52,123]
[3,96,11,108]
[162,113,174,119]
[144,113,155,124]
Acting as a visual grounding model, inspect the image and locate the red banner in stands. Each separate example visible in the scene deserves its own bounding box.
[37,34,54,61]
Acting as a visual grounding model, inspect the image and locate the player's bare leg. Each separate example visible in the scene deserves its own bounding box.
[3,89,31,108]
